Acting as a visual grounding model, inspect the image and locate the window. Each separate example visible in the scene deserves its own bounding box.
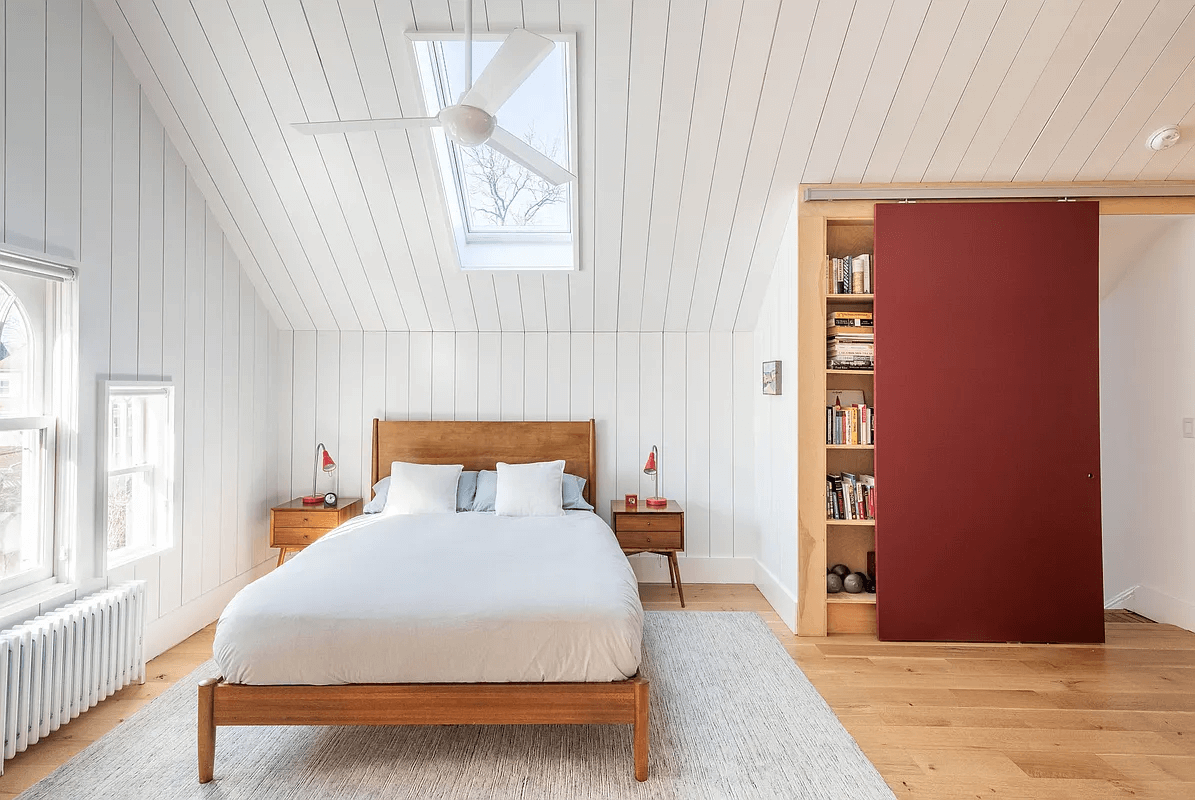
[411,33,579,270]
[104,383,174,567]
[0,271,60,596]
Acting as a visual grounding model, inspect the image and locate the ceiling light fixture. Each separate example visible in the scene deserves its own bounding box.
[1147,126,1181,151]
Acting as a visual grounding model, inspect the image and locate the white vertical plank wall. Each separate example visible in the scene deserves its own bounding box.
[751,211,799,629]
[0,4,281,657]
[275,331,759,582]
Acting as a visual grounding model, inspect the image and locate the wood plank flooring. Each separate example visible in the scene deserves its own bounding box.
[1,584,1192,799]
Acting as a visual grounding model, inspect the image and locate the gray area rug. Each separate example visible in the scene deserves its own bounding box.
[20,611,894,799]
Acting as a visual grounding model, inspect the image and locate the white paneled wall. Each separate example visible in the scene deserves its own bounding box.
[274,331,759,581]
[1,1,279,656]
[753,209,798,630]
[1100,216,1195,632]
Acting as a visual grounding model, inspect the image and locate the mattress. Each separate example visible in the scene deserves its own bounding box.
[213,511,644,685]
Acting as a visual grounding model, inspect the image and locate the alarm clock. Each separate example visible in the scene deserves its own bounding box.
[323,492,338,506]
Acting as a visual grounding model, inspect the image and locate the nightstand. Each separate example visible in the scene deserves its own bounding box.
[270,497,363,566]
[610,499,685,607]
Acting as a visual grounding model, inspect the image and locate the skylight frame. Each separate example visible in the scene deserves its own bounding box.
[408,30,580,272]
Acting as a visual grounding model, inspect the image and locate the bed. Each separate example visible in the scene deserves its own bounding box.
[198,419,651,783]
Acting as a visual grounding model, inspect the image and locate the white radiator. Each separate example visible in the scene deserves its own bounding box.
[0,581,146,771]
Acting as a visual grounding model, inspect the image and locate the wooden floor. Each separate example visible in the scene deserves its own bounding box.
[2,584,1192,798]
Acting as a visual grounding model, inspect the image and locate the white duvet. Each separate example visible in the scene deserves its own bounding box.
[213,511,644,685]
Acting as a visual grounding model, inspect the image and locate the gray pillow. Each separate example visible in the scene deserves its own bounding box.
[562,474,594,511]
[472,470,592,512]
[472,470,498,512]
[456,470,479,511]
[364,471,479,513]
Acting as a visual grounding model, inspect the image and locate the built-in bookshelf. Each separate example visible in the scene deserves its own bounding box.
[799,214,878,636]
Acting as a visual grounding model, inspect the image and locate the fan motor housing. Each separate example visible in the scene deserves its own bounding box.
[439,104,496,148]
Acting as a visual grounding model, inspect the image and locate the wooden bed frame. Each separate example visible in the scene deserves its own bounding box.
[199,419,649,783]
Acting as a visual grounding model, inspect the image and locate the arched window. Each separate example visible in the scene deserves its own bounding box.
[0,262,66,597]
[0,284,35,417]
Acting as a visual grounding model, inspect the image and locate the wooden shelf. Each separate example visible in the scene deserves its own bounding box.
[827,593,877,605]
[827,369,874,375]
[827,519,875,526]
[826,444,873,450]
[827,293,873,302]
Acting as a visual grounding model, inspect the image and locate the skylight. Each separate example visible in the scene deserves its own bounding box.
[411,34,578,270]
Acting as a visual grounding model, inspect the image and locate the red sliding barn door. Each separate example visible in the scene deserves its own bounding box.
[874,202,1104,643]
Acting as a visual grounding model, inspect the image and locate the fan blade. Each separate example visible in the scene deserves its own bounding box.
[291,117,439,135]
[488,126,575,186]
[461,29,554,115]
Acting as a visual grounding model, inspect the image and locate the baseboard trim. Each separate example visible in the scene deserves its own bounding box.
[1127,585,1195,633]
[628,554,756,585]
[144,558,274,660]
[753,561,797,632]
[1104,585,1138,609]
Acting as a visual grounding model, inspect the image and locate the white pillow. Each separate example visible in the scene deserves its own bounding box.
[495,460,566,517]
[383,462,463,515]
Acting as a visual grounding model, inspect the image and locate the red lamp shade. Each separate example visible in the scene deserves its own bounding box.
[643,450,657,474]
[321,449,336,472]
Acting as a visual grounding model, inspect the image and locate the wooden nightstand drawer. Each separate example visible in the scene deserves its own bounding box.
[270,498,363,566]
[616,529,683,551]
[615,515,682,533]
[273,509,337,528]
[271,527,332,547]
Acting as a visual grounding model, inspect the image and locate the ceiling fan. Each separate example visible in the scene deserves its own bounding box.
[292,2,575,186]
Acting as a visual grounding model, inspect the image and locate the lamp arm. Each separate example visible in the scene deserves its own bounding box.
[657,446,661,498]
[313,443,326,498]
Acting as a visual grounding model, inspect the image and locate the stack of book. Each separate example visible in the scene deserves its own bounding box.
[826,398,874,445]
[827,311,874,370]
[828,254,872,295]
[827,473,876,521]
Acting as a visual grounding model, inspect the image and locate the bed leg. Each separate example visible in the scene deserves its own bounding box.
[633,678,649,781]
[198,678,218,784]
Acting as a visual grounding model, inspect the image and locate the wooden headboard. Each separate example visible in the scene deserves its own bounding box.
[370,420,597,505]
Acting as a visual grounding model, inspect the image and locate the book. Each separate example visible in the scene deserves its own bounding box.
[827,312,873,327]
[826,401,875,445]
[827,472,876,521]
[826,326,876,338]
[827,253,872,295]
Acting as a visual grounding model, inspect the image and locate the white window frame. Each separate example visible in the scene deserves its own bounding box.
[408,31,581,272]
[102,381,175,570]
[0,416,57,596]
[0,246,77,607]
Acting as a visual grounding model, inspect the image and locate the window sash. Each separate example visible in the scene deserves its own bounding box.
[0,421,56,596]
[103,383,174,568]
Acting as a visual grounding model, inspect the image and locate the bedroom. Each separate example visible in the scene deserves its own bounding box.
[0,0,1192,797]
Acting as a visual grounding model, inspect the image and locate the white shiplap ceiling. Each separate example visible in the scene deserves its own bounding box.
[96,0,1195,332]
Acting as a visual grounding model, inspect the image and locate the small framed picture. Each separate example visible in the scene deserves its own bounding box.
[762,361,782,395]
[625,494,638,510]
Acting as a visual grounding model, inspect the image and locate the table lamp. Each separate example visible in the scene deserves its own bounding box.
[643,445,667,508]
[302,443,336,504]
